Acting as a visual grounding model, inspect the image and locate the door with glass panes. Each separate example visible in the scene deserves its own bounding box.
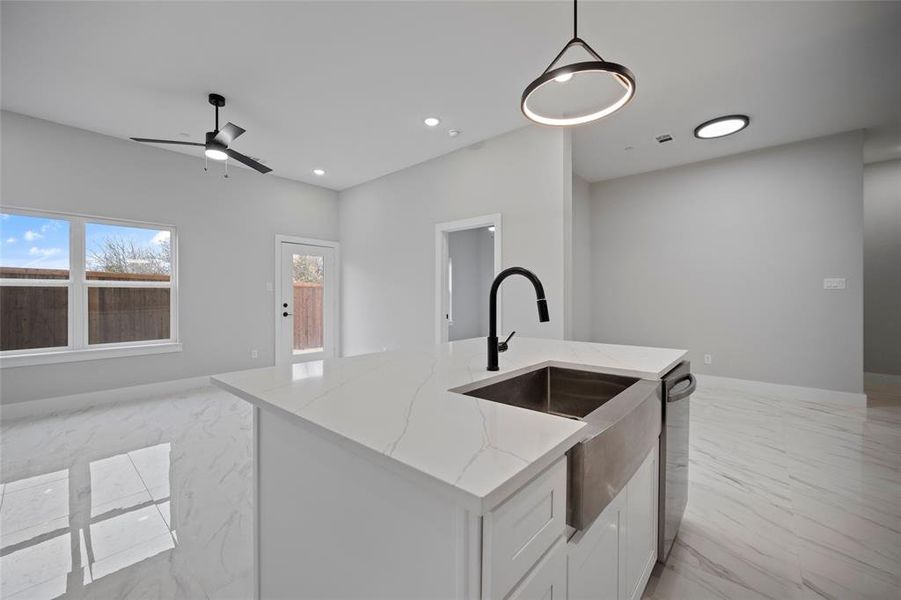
[278,242,336,363]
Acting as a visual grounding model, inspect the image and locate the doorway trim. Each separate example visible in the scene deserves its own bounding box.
[434,214,502,344]
[274,234,341,365]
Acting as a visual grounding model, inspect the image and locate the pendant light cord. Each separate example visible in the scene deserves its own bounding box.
[541,0,609,74]
[573,0,578,38]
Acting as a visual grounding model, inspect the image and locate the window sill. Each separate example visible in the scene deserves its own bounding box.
[0,342,182,368]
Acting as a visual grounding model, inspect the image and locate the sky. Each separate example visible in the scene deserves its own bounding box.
[0,212,169,271]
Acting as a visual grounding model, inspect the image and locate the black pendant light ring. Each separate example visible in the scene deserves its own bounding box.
[521,60,636,127]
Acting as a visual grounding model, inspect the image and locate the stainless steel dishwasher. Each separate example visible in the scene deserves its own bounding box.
[658,361,695,564]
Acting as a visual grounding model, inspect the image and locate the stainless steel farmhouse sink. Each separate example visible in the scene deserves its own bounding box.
[453,366,661,531]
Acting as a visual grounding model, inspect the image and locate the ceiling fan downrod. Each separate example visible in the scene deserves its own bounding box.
[209,93,226,132]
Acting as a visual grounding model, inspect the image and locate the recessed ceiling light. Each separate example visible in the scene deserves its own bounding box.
[448,129,461,137]
[694,115,750,139]
[423,117,441,127]
[312,168,326,176]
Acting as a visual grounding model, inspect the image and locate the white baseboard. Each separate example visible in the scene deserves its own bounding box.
[0,375,211,422]
[864,372,901,386]
[696,374,867,406]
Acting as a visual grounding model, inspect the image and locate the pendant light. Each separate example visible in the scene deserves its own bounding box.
[521,0,635,127]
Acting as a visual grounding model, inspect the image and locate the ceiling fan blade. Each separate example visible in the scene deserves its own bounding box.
[214,123,246,146]
[130,137,204,146]
[225,148,272,174]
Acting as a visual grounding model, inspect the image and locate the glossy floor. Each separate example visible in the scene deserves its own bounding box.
[0,387,253,600]
[1,377,898,599]
[645,376,901,600]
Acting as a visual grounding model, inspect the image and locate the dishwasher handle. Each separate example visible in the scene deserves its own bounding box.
[667,374,696,403]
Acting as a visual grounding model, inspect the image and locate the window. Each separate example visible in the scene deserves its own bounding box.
[1,209,179,366]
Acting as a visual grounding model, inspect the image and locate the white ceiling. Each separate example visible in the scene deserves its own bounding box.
[2,2,900,190]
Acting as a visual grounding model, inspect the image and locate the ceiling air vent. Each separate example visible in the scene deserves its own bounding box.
[656,134,673,144]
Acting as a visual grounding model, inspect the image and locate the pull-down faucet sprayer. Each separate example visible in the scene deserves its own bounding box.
[487,267,549,371]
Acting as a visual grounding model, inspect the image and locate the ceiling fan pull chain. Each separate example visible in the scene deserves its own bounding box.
[204,152,208,172]
[224,158,229,178]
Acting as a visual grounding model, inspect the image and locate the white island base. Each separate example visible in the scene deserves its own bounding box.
[213,338,681,599]
[257,407,658,600]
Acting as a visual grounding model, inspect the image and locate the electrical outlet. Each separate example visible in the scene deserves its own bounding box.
[823,278,846,290]
[704,354,713,365]
[251,349,259,359]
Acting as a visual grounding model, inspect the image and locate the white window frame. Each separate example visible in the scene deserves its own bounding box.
[0,207,181,368]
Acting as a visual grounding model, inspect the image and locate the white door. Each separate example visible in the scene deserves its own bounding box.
[279,242,336,363]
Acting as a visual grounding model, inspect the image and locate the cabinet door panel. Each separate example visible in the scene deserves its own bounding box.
[567,499,621,600]
[624,447,658,600]
[484,458,567,599]
[508,538,567,600]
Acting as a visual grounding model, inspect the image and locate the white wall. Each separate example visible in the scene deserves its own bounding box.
[339,126,569,356]
[864,159,901,375]
[571,174,592,341]
[0,111,339,403]
[447,227,493,341]
[587,132,864,393]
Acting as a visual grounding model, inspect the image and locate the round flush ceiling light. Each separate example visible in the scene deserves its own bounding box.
[423,117,441,127]
[694,115,750,139]
[521,0,635,127]
[204,147,228,161]
[312,168,326,176]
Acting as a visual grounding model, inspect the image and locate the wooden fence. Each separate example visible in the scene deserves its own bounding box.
[293,282,323,351]
[0,286,68,350]
[1,268,323,351]
[0,267,171,350]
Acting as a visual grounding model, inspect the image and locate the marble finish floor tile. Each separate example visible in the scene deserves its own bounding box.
[0,387,253,600]
[646,377,901,600]
[2,377,898,599]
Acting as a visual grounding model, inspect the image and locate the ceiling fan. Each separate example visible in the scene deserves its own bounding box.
[131,93,272,174]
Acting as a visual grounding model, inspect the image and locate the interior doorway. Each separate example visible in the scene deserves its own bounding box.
[275,236,339,364]
[435,215,502,343]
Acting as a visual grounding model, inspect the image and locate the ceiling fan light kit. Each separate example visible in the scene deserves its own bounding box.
[130,93,272,174]
[522,0,635,127]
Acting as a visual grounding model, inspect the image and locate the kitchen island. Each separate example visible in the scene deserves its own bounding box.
[212,337,686,599]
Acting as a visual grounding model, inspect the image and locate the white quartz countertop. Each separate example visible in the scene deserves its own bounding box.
[211,337,686,513]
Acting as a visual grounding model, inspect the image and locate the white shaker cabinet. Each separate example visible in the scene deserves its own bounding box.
[483,457,568,599]
[507,538,568,600]
[567,445,659,600]
[623,446,659,600]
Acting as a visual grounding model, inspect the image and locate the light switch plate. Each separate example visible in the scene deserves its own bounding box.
[824,278,846,290]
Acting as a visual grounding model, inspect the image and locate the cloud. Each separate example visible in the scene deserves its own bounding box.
[28,247,62,257]
[151,230,171,245]
[5,237,15,244]
[23,230,43,241]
